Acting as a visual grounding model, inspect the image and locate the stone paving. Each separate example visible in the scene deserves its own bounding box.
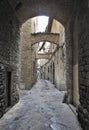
[0,80,82,130]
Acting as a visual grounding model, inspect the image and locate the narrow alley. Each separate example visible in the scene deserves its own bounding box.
[0,80,82,130]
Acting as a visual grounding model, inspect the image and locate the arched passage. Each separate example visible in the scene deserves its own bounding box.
[11,0,73,102]
[0,0,73,115]
[0,1,89,129]
[14,0,74,104]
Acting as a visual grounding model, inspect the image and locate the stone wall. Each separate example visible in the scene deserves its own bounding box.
[51,20,66,90]
[0,0,20,117]
[66,9,80,107]
[66,0,89,129]
[65,18,73,103]
[77,0,89,129]
[20,19,37,90]
[73,13,79,107]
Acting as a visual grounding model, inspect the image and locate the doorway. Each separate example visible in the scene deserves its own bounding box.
[53,62,55,84]
[6,72,11,108]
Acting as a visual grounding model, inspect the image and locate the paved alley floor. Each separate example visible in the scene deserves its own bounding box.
[0,80,82,130]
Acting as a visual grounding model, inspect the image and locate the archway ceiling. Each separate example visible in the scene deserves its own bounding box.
[9,0,74,25]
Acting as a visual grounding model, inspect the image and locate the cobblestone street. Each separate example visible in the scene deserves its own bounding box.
[0,80,82,130]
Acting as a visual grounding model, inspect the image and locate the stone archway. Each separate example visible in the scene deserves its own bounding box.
[10,0,74,104]
[1,1,89,129]
[0,0,74,111]
[31,33,59,46]
[0,0,80,123]
[9,0,74,25]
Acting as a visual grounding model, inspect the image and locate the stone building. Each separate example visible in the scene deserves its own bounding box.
[0,0,89,129]
[20,18,38,90]
[0,0,20,117]
[39,19,66,91]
